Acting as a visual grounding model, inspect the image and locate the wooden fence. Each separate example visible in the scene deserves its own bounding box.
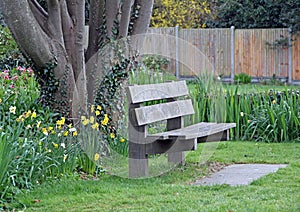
[146,27,300,83]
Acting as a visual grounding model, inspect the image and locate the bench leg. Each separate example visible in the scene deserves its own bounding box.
[168,152,185,165]
[129,142,148,178]
[129,158,148,178]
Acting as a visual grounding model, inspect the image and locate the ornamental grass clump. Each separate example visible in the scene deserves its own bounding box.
[243,89,300,142]
[190,76,299,142]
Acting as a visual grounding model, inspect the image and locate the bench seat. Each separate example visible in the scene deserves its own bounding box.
[147,122,236,140]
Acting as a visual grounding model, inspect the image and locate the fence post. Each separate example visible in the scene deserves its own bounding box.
[175,25,180,79]
[230,26,235,82]
[288,28,293,84]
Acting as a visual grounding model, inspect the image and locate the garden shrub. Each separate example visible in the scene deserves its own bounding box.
[0,26,29,70]
[234,72,252,84]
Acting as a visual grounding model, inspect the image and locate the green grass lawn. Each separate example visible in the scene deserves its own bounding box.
[13,141,300,212]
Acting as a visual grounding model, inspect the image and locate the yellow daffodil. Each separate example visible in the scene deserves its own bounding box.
[42,128,48,136]
[94,153,100,161]
[37,121,41,128]
[101,114,109,126]
[25,110,31,118]
[81,115,87,121]
[31,111,37,119]
[68,123,72,128]
[120,138,125,143]
[91,105,95,112]
[82,119,89,126]
[110,133,115,139]
[16,115,24,122]
[97,105,102,110]
[63,131,69,137]
[272,99,276,104]
[95,110,100,116]
[56,117,65,126]
[92,122,99,130]
[72,131,78,137]
[90,116,95,124]
[53,143,59,148]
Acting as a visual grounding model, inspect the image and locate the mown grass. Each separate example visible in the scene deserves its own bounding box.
[13,141,300,212]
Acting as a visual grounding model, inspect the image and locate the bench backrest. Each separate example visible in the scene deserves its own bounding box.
[127,81,194,126]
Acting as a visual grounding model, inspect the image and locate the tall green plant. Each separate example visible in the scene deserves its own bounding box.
[0,134,13,203]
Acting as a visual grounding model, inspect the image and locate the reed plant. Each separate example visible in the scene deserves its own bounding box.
[190,77,300,142]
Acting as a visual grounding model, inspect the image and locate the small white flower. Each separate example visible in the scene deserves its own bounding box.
[63,154,68,162]
[60,143,66,149]
[69,127,77,132]
[9,106,16,114]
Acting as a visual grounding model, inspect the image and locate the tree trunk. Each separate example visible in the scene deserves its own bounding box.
[0,0,154,120]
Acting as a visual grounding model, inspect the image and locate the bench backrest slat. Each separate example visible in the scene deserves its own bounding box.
[134,99,194,126]
[127,81,189,104]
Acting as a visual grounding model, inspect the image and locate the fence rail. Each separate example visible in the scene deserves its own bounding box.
[147,27,300,83]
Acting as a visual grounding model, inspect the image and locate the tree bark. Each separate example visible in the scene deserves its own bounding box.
[119,0,134,38]
[131,0,154,35]
[86,0,105,62]
[105,0,120,37]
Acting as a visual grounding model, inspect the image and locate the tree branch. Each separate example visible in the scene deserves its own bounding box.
[65,0,85,81]
[131,0,154,35]
[86,0,105,62]
[47,0,64,44]
[28,0,50,36]
[119,0,134,38]
[0,0,53,67]
[60,0,74,61]
[105,0,120,37]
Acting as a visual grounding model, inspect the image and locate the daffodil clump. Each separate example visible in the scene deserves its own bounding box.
[80,104,126,145]
[0,66,81,201]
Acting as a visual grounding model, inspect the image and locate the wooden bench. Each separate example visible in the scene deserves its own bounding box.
[127,81,236,178]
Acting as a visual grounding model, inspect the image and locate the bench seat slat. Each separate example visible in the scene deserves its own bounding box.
[134,99,195,126]
[128,81,189,104]
[147,122,236,140]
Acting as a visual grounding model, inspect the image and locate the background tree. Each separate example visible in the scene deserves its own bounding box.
[0,0,154,118]
[206,0,300,33]
[151,0,210,28]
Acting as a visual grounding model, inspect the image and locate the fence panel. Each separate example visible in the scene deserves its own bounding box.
[292,34,300,80]
[145,27,299,82]
[235,29,289,79]
[179,28,231,77]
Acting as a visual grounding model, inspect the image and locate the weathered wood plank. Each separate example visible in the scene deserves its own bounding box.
[134,99,194,126]
[127,81,189,104]
[145,138,197,155]
[167,110,185,165]
[128,102,148,178]
[148,122,236,140]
